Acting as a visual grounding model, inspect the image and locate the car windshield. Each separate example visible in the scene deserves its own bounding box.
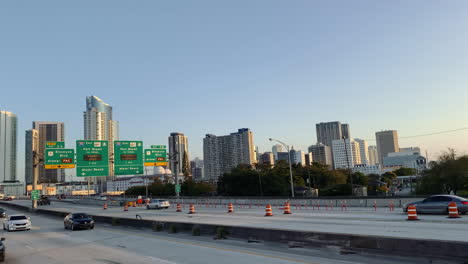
[72,214,90,219]
[10,216,27,220]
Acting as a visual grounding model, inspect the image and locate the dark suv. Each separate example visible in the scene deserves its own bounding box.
[38,196,51,206]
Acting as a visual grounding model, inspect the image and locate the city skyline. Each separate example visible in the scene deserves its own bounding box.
[2,1,468,183]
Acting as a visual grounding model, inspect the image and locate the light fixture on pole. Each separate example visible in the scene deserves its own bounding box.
[269,138,294,198]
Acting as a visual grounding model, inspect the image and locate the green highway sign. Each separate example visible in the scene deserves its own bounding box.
[114,141,143,175]
[76,140,109,177]
[31,190,40,200]
[144,146,167,166]
[44,148,75,169]
[151,145,166,149]
[45,141,65,149]
[175,184,181,193]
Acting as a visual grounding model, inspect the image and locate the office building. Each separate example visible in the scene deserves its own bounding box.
[375,130,399,164]
[383,153,427,171]
[354,138,369,165]
[368,145,378,165]
[331,139,361,169]
[25,129,39,187]
[259,152,274,165]
[0,111,17,182]
[272,144,285,160]
[308,143,332,167]
[33,122,65,183]
[398,147,421,156]
[276,152,289,163]
[316,121,350,148]
[290,148,306,165]
[203,128,256,182]
[304,153,313,166]
[168,132,190,180]
[83,96,119,178]
[191,157,204,182]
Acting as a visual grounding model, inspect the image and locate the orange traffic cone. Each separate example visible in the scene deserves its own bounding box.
[176,203,182,212]
[103,203,108,210]
[265,204,273,217]
[283,202,292,214]
[448,202,461,218]
[407,205,418,220]
[188,204,196,214]
[124,205,128,212]
[227,203,234,213]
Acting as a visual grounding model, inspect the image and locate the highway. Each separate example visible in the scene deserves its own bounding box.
[0,207,455,264]
[6,199,468,242]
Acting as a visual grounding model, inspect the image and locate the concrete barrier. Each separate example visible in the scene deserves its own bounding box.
[0,201,466,261]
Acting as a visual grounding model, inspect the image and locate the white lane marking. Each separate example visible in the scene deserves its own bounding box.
[24,244,34,250]
[145,256,177,264]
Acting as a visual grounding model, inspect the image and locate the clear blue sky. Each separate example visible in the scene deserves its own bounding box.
[2,1,468,182]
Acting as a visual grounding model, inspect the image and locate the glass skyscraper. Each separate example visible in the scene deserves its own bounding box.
[0,111,17,182]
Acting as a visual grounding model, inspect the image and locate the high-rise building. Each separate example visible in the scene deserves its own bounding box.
[290,148,306,165]
[341,123,351,139]
[168,132,190,179]
[25,129,39,187]
[368,145,378,165]
[304,153,313,166]
[83,96,119,178]
[259,152,274,165]
[375,130,399,165]
[203,128,255,182]
[272,144,285,161]
[316,121,350,148]
[354,138,369,165]
[0,111,17,182]
[33,122,65,183]
[331,139,361,169]
[190,157,204,182]
[308,143,332,167]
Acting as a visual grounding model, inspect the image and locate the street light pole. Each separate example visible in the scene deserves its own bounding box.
[269,138,294,198]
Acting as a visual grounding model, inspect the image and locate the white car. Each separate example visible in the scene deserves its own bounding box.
[3,214,31,232]
[146,199,170,210]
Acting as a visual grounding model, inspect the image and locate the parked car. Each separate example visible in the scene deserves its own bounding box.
[2,197,12,202]
[3,214,31,232]
[0,237,5,262]
[403,195,468,214]
[38,195,51,206]
[64,213,94,231]
[146,199,170,210]
[0,209,5,218]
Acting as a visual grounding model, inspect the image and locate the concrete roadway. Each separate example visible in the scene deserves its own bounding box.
[8,200,468,243]
[0,207,455,264]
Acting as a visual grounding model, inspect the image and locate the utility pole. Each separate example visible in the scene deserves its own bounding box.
[32,151,42,209]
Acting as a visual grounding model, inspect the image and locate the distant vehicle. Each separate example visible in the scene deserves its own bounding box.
[403,195,468,214]
[0,209,5,218]
[2,197,12,202]
[3,214,31,232]
[146,199,170,210]
[0,237,5,262]
[64,213,94,231]
[37,195,51,206]
[99,196,107,201]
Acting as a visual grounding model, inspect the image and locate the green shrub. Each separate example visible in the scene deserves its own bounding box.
[192,226,201,236]
[152,222,163,232]
[169,224,178,233]
[215,227,229,239]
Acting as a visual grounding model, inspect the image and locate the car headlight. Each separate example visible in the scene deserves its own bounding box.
[90,220,94,224]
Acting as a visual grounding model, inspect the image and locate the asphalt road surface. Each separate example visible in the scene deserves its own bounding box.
[0,207,457,264]
[8,199,468,243]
